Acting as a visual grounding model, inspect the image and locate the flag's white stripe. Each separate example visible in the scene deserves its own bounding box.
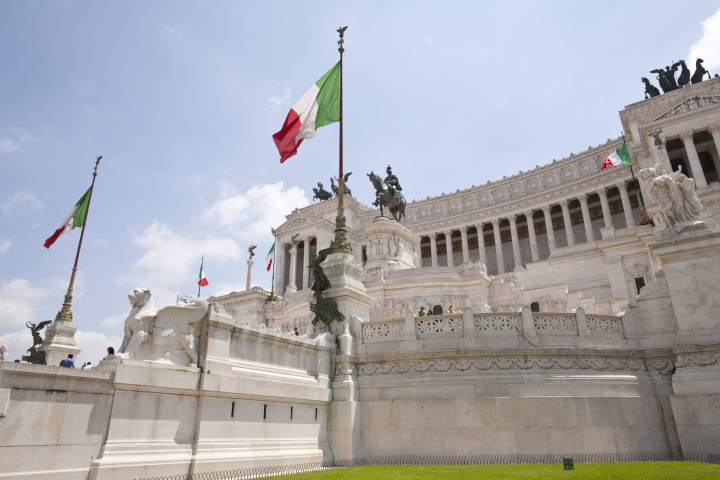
[606,151,622,167]
[292,84,320,144]
[57,205,79,236]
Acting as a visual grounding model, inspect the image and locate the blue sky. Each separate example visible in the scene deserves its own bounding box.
[2,1,720,363]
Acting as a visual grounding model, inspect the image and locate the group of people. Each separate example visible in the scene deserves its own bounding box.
[58,346,116,369]
[416,306,456,316]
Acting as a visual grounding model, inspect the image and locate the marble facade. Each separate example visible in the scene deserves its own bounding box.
[2,78,720,480]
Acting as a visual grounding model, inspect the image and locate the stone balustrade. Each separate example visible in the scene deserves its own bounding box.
[359,310,625,346]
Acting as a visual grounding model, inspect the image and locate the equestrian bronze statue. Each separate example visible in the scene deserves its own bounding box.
[367,166,407,222]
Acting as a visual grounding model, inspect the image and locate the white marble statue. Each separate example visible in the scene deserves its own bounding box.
[639,164,703,234]
[117,288,208,367]
[0,338,7,362]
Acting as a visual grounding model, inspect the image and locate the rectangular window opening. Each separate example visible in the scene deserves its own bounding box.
[315,408,318,421]
[263,404,267,420]
[231,401,235,418]
[634,277,646,295]
[290,406,293,420]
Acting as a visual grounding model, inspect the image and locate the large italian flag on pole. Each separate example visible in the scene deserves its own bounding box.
[266,242,275,272]
[272,62,340,163]
[602,143,632,170]
[198,263,208,287]
[44,187,92,249]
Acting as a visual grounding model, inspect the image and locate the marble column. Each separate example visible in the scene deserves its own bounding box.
[444,230,454,267]
[650,136,673,174]
[616,181,635,228]
[275,243,286,296]
[430,233,438,267]
[246,259,253,291]
[302,238,311,289]
[491,219,505,274]
[597,187,613,228]
[680,131,708,189]
[709,124,720,176]
[416,242,423,268]
[460,227,470,264]
[475,224,487,264]
[541,206,556,253]
[508,215,522,269]
[559,199,575,246]
[286,244,298,294]
[578,194,595,242]
[523,210,539,263]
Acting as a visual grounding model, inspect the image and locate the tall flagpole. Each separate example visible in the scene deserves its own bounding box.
[198,254,204,298]
[330,26,352,254]
[269,237,277,301]
[54,156,102,323]
[621,132,650,225]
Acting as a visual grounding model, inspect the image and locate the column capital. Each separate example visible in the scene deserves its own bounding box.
[596,186,608,196]
[429,232,437,240]
[615,181,628,191]
[541,205,552,213]
[491,218,500,226]
[708,123,720,134]
[522,210,533,219]
[679,130,695,142]
[577,193,588,202]
[559,199,569,207]
[443,230,453,237]
[459,225,468,233]
[508,213,517,221]
[474,223,484,232]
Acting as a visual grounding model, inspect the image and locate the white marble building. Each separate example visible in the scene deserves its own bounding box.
[1,77,720,480]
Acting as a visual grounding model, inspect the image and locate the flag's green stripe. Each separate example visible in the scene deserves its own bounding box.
[268,242,275,254]
[314,62,341,129]
[618,143,632,166]
[199,265,203,278]
[71,187,92,229]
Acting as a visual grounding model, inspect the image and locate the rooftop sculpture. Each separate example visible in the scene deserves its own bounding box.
[642,58,712,98]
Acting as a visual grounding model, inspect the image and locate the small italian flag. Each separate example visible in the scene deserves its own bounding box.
[44,187,92,249]
[198,263,208,287]
[272,62,340,163]
[602,143,632,170]
[266,242,275,272]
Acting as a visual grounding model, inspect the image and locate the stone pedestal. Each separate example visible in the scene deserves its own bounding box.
[322,251,372,461]
[37,320,81,366]
[246,259,253,291]
[650,228,720,345]
[363,216,420,274]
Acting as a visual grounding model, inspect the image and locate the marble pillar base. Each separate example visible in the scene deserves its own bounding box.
[37,320,81,366]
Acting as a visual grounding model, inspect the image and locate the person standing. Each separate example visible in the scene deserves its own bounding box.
[59,354,75,368]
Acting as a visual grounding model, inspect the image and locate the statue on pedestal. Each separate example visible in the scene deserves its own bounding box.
[307,248,344,326]
[368,166,407,222]
[21,320,51,364]
[639,164,703,234]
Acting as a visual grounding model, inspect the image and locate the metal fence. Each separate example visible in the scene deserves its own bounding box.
[134,452,720,480]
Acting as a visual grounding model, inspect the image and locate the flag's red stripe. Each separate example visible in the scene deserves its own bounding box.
[44,227,66,249]
[272,109,304,163]
[601,158,613,170]
[198,278,209,287]
[266,259,272,272]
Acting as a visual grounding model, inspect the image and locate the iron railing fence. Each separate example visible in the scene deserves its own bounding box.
[134,452,720,480]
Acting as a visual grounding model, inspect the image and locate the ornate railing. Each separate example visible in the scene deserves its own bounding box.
[533,314,577,331]
[587,315,623,334]
[475,314,521,331]
[363,320,405,339]
[416,315,463,334]
[132,452,720,479]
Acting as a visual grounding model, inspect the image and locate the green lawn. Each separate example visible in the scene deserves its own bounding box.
[267,462,719,479]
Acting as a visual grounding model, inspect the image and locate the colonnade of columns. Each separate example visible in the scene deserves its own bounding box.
[417,180,639,274]
[653,126,720,189]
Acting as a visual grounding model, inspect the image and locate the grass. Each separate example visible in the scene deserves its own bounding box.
[266,462,720,479]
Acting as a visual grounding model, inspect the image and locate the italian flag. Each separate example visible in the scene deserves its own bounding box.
[272,62,340,163]
[266,242,275,272]
[198,263,208,287]
[602,143,632,170]
[44,187,92,249]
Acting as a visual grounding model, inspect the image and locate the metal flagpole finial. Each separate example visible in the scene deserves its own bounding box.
[93,156,102,176]
[337,26,347,53]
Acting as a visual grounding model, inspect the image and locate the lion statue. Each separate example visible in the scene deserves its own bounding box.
[117,288,209,367]
[117,288,158,360]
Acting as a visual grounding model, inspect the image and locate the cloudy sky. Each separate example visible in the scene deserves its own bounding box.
[1,1,719,363]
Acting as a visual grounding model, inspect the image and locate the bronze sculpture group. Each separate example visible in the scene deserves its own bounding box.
[312,173,353,201]
[22,320,51,364]
[643,58,711,99]
[368,165,406,222]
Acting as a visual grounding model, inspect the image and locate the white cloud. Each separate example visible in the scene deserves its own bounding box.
[0,278,65,330]
[0,139,23,153]
[0,191,45,213]
[128,222,241,305]
[101,312,126,328]
[689,8,720,72]
[204,182,309,243]
[18,131,45,144]
[0,239,10,256]
[269,83,292,112]
[1,328,123,366]
[212,282,246,297]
